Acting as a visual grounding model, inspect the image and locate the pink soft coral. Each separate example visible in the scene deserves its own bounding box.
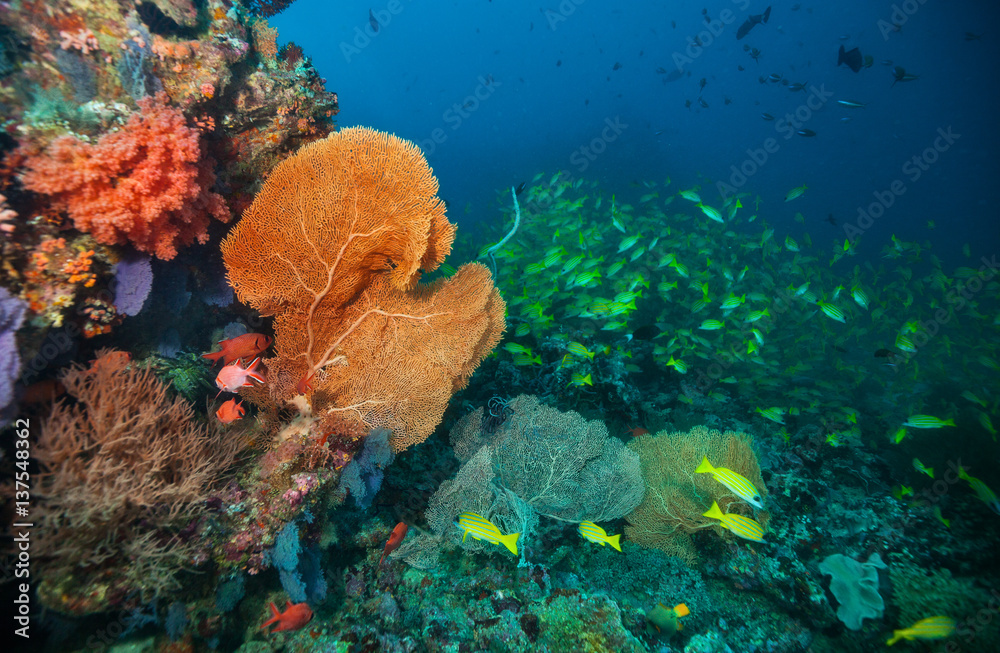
[21,92,230,259]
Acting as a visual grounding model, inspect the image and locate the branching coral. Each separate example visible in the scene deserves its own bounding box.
[20,92,230,260]
[222,127,505,451]
[32,350,243,615]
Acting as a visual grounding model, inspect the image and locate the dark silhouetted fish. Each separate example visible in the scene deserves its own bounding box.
[630,324,662,341]
[825,213,837,226]
[736,6,771,40]
[891,66,919,86]
[369,9,379,32]
[838,45,862,73]
[515,182,526,196]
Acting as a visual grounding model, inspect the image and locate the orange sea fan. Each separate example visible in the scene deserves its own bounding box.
[221,127,504,451]
[223,128,453,309]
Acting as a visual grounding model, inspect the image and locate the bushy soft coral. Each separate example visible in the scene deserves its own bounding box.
[21,92,230,259]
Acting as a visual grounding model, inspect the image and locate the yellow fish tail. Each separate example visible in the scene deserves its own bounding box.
[886,630,907,646]
[607,533,622,552]
[702,501,725,521]
[695,456,715,475]
[499,531,520,555]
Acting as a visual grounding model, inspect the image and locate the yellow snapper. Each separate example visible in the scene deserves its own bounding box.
[756,406,786,424]
[697,203,725,223]
[720,293,745,310]
[666,356,688,374]
[817,301,847,323]
[577,521,622,552]
[567,342,596,359]
[702,501,765,542]
[457,512,520,555]
[503,342,532,356]
[903,415,955,429]
[617,233,642,254]
[886,616,956,646]
[958,467,1000,515]
[679,189,702,203]
[695,456,764,508]
[784,184,808,202]
[912,458,934,478]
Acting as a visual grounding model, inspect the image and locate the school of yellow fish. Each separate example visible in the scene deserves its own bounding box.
[464,172,998,460]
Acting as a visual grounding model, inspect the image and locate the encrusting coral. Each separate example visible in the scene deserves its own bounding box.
[222,127,505,451]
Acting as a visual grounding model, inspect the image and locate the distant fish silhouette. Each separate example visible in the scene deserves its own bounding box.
[891,66,920,87]
[369,9,379,33]
[838,45,863,73]
[825,213,837,226]
[736,6,771,40]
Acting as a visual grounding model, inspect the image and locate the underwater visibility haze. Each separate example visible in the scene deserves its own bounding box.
[0,1,999,652]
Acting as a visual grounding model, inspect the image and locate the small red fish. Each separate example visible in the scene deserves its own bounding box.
[216,398,245,423]
[380,522,408,566]
[296,373,315,395]
[215,357,265,394]
[260,600,313,633]
[21,379,66,405]
[202,333,273,366]
[88,350,131,375]
[625,424,650,438]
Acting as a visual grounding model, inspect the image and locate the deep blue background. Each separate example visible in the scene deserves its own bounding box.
[272,0,1000,268]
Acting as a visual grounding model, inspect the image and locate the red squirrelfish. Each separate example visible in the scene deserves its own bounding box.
[202,333,273,366]
[216,398,245,424]
[260,600,313,633]
[215,357,265,394]
[380,522,408,566]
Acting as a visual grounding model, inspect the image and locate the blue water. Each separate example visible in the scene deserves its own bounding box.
[272,0,1000,268]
